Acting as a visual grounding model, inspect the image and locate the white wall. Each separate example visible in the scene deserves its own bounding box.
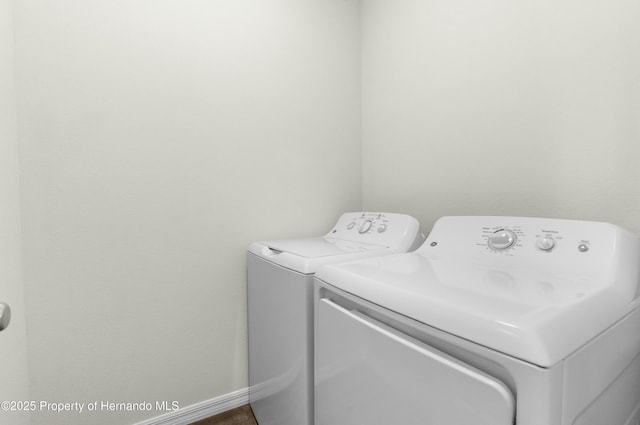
[13,1,640,423]
[14,1,361,424]
[0,0,30,424]
[362,0,640,235]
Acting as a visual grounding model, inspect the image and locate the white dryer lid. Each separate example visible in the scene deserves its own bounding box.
[316,216,640,367]
[316,252,640,367]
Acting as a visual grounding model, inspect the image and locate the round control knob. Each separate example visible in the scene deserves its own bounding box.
[536,236,556,251]
[488,229,517,251]
[358,220,373,234]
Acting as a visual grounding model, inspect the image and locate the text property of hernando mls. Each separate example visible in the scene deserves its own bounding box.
[1,400,180,413]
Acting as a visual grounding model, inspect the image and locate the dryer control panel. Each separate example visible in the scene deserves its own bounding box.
[327,212,422,251]
[482,224,567,254]
[418,216,640,280]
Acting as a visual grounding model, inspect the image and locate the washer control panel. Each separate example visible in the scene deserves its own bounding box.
[344,213,390,235]
[328,212,422,250]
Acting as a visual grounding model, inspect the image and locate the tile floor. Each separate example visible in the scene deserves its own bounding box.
[189,405,257,425]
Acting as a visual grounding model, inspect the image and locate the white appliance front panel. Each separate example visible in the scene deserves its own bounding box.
[316,298,515,425]
[248,255,314,425]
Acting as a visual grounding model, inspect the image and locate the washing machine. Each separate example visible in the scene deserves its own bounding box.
[248,212,422,425]
[315,216,640,425]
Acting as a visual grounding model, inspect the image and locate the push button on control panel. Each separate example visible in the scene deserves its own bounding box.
[536,236,556,252]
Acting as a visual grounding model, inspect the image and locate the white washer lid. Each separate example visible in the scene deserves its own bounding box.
[316,251,640,367]
[249,237,388,274]
[264,237,387,258]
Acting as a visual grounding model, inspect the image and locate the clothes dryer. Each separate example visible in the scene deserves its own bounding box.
[248,212,422,425]
[315,216,640,425]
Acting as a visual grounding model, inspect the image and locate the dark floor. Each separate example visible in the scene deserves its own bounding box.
[189,405,257,425]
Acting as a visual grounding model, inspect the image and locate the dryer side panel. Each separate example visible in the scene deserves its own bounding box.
[315,298,515,425]
[563,307,640,425]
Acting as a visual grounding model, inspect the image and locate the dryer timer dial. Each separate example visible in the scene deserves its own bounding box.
[488,229,517,251]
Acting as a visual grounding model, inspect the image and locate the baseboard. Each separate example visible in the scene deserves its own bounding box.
[133,387,249,425]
